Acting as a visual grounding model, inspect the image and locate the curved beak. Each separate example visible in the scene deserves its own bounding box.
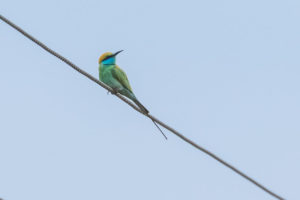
[113,50,123,56]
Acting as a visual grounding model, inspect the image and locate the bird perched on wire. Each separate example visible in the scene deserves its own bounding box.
[98,50,167,139]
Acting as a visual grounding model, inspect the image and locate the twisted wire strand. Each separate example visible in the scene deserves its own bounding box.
[0,15,285,200]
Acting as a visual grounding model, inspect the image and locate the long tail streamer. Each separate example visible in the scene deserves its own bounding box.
[152,120,168,140]
[0,15,284,200]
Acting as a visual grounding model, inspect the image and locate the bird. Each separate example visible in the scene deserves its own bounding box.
[98,50,167,139]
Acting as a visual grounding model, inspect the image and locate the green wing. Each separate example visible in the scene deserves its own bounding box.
[112,65,133,92]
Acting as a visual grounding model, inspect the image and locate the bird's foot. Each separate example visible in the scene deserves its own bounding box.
[110,89,118,95]
[107,89,118,95]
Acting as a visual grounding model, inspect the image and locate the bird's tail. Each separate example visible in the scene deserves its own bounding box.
[151,120,168,140]
[133,99,167,140]
[122,89,149,114]
[133,99,149,114]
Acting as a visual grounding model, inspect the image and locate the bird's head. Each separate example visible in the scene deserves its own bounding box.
[98,50,123,65]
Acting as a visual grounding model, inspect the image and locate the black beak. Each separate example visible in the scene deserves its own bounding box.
[103,50,124,62]
[113,50,123,56]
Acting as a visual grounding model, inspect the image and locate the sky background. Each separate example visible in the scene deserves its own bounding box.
[1,0,300,200]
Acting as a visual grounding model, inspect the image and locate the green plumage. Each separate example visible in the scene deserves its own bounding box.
[98,51,167,139]
[99,53,148,114]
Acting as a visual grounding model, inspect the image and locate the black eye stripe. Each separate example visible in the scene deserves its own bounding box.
[102,55,114,61]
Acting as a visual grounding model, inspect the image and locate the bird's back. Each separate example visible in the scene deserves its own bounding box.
[99,64,133,93]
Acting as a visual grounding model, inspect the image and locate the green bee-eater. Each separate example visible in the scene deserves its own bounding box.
[98,51,167,139]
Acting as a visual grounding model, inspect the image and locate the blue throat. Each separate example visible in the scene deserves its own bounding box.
[102,57,116,65]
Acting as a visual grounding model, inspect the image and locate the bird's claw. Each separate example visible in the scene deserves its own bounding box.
[107,89,118,95]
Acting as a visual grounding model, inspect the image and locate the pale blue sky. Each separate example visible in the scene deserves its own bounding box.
[1,0,300,200]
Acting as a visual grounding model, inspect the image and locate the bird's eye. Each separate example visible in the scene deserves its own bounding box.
[103,55,113,61]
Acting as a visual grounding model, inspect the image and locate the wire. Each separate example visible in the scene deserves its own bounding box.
[0,15,285,200]
[152,119,168,140]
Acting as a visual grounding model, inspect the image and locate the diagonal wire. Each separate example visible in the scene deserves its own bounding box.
[0,15,285,200]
